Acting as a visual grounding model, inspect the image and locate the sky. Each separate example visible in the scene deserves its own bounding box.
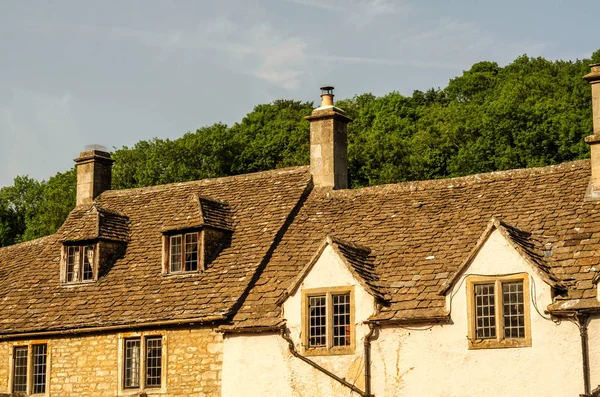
[1,0,599,187]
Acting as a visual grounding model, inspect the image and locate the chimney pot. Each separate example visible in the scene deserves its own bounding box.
[320,86,335,107]
[74,149,114,206]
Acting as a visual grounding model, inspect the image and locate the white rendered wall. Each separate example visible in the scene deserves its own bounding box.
[223,231,592,396]
[371,229,583,396]
[223,244,374,397]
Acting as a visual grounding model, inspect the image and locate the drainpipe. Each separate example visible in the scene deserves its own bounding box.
[364,324,376,397]
[281,327,374,396]
[578,313,591,396]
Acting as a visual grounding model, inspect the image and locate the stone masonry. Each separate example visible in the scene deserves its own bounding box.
[0,327,222,396]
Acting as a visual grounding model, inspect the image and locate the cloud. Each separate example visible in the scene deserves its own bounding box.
[286,0,405,26]
[0,89,80,185]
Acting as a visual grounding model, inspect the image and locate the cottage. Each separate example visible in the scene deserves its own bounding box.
[1,64,600,396]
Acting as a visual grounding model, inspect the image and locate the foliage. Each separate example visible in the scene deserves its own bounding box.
[1,51,598,246]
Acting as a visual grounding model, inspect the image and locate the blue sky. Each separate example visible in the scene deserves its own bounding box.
[1,0,598,187]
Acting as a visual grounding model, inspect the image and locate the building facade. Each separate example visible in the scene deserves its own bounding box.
[1,65,600,396]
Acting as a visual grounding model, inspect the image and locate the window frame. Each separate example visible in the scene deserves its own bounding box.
[466,273,532,350]
[301,286,355,356]
[8,341,50,396]
[162,230,203,274]
[61,242,98,284]
[118,333,167,395]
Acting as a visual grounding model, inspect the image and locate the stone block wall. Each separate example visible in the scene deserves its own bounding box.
[0,327,222,397]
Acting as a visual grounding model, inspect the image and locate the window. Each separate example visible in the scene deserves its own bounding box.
[12,344,48,394]
[64,244,95,283]
[466,273,531,349]
[302,287,354,355]
[122,336,163,390]
[167,232,200,273]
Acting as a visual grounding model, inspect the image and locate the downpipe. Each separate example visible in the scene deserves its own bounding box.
[281,327,376,397]
[579,314,591,396]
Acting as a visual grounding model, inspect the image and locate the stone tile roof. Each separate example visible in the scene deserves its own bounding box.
[277,236,389,305]
[440,218,567,295]
[58,204,129,243]
[0,167,311,335]
[160,195,233,232]
[226,160,600,329]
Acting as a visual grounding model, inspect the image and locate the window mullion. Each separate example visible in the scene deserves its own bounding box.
[181,234,186,272]
[326,292,333,350]
[495,280,503,341]
[141,338,147,389]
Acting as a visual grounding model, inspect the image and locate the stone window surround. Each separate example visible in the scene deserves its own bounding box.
[60,242,99,285]
[301,286,355,356]
[7,340,50,397]
[161,230,205,275]
[466,273,532,350]
[117,332,168,396]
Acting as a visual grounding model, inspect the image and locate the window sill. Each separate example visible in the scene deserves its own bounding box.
[61,280,97,287]
[161,270,203,278]
[119,388,167,396]
[468,337,531,350]
[303,346,355,356]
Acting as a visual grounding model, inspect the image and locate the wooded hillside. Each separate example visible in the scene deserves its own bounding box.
[1,51,599,247]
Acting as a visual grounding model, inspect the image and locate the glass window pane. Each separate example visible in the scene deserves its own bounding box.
[170,236,182,272]
[474,283,496,339]
[13,346,28,393]
[124,338,141,388]
[185,233,198,271]
[32,344,47,393]
[308,296,326,347]
[82,245,94,281]
[67,246,79,282]
[332,293,351,347]
[503,281,525,339]
[145,337,162,388]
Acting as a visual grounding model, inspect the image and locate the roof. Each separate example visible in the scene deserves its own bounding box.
[0,166,311,335]
[58,204,129,243]
[226,160,600,330]
[160,195,233,232]
[3,158,600,335]
[440,218,567,295]
[279,235,389,304]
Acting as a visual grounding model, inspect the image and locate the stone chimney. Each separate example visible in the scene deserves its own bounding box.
[305,86,352,189]
[584,64,600,200]
[74,149,114,206]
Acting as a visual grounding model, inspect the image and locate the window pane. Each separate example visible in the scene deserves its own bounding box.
[13,346,28,393]
[308,295,326,347]
[474,284,496,339]
[503,281,525,338]
[32,344,47,393]
[145,337,162,388]
[82,245,94,281]
[185,233,198,271]
[67,246,79,282]
[333,293,351,347]
[170,236,182,272]
[124,338,141,388]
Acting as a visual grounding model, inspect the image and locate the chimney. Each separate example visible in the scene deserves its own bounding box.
[305,86,352,189]
[584,64,600,200]
[74,149,114,206]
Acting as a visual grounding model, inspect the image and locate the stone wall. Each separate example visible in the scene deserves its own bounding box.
[0,327,222,397]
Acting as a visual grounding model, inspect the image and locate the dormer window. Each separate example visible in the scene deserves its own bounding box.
[169,232,199,273]
[66,245,95,282]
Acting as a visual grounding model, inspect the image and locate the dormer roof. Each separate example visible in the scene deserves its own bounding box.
[57,204,129,243]
[161,194,233,233]
[280,235,389,304]
[439,218,567,295]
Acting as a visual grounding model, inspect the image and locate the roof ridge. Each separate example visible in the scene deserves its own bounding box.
[100,165,310,198]
[327,159,588,196]
[0,235,56,253]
